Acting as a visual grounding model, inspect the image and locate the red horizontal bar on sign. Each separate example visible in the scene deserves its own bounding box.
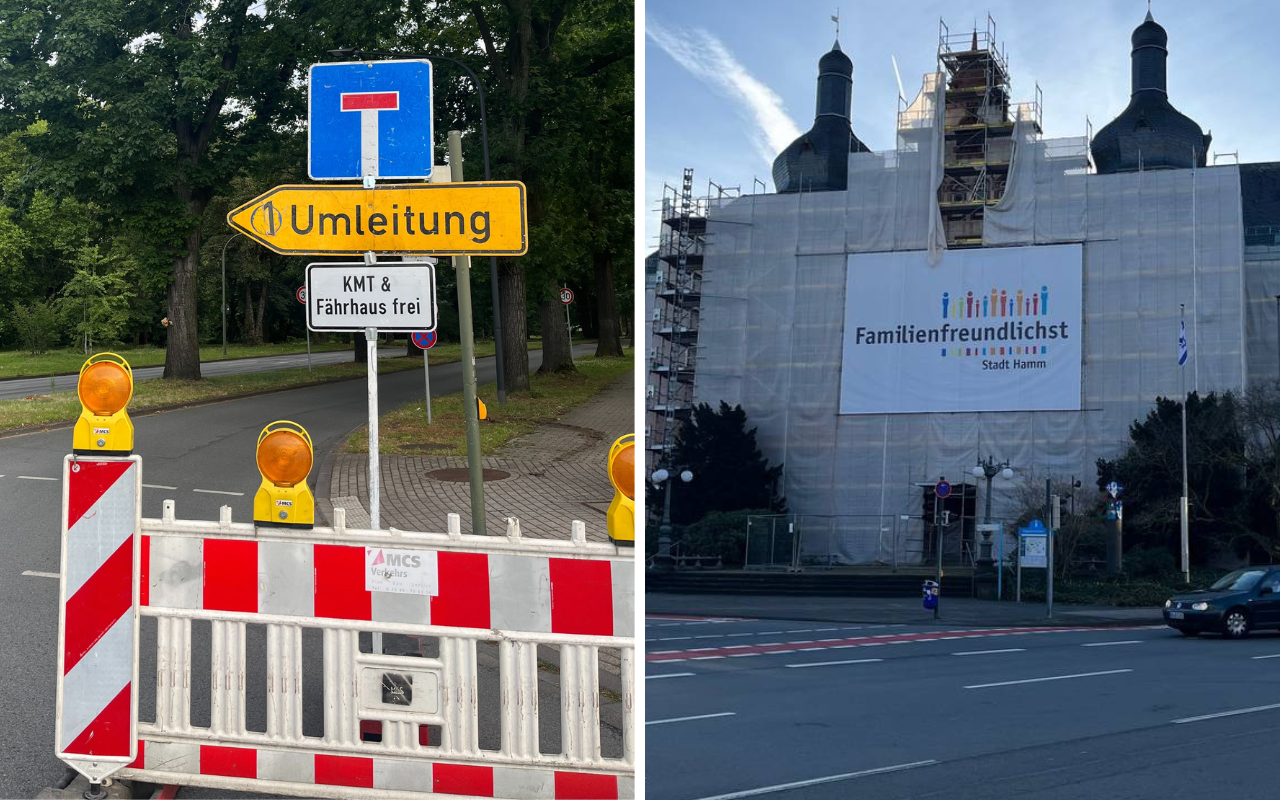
[341,92,399,111]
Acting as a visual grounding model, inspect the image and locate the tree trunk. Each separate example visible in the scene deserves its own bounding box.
[163,225,203,379]
[536,283,575,374]
[354,329,368,363]
[254,280,268,343]
[500,260,530,390]
[594,249,624,357]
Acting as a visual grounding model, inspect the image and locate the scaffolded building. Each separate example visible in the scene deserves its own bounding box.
[650,12,1279,566]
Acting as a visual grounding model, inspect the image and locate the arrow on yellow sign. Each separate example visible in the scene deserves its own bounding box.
[226,182,527,256]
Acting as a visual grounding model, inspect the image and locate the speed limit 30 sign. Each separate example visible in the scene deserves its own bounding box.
[559,287,574,305]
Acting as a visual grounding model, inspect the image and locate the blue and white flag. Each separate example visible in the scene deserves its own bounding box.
[1178,320,1188,367]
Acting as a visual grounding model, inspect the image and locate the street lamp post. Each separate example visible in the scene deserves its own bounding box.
[972,456,1014,563]
[651,467,693,569]
[221,232,243,357]
[328,47,507,404]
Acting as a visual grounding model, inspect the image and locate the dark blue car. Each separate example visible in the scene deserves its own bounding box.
[1164,568,1280,638]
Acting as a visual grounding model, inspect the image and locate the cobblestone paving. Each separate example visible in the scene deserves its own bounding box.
[330,370,633,542]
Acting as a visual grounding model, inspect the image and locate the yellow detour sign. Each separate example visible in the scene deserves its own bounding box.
[227,182,527,256]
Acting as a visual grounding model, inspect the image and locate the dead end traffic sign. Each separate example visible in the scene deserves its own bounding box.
[227,182,527,257]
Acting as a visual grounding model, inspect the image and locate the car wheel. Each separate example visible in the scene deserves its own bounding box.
[1178,629,1200,637]
[1223,608,1250,639]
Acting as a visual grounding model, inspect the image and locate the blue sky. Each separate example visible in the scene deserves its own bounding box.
[644,1,1280,250]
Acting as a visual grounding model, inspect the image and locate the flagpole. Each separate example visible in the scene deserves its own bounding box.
[1180,305,1190,585]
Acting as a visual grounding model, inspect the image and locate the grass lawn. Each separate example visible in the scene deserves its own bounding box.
[344,351,633,457]
[0,341,357,379]
[0,339,523,432]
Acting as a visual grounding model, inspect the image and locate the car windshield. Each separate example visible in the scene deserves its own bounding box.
[1210,569,1268,591]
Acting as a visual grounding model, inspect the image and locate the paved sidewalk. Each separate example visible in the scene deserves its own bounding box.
[645,591,1164,627]
[330,370,632,542]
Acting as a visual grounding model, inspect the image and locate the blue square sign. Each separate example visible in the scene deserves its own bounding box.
[309,60,434,181]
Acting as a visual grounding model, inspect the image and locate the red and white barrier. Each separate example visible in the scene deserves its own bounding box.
[116,501,634,799]
[55,456,141,783]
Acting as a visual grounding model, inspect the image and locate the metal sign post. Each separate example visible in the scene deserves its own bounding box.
[296,286,311,373]
[449,130,487,536]
[560,286,575,359]
[412,330,437,423]
[366,324,380,530]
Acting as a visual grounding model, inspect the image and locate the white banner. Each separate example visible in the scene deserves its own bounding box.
[840,244,1082,414]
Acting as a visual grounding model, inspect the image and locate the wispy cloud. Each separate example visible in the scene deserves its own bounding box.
[647,17,801,165]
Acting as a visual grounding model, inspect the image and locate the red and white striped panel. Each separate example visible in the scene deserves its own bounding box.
[143,537,633,638]
[56,456,141,781]
[126,740,634,799]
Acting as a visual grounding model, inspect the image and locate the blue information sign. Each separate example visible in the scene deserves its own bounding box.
[309,60,434,181]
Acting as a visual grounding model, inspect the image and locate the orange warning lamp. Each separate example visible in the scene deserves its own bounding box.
[606,434,635,546]
[253,421,315,527]
[73,354,134,455]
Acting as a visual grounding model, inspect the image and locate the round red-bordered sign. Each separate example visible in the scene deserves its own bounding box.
[412,331,437,349]
[296,286,307,304]
[559,287,574,305]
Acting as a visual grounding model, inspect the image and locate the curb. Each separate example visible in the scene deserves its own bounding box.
[0,346,357,383]
[643,597,1164,629]
[0,356,444,441]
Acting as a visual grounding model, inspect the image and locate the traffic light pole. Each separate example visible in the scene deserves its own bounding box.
[449,130,487,535]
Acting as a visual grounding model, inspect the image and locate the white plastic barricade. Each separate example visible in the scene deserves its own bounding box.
[116,501,635,799]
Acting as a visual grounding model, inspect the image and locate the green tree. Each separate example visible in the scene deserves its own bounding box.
[11,299,60,355]
[0,0,406,377]
[1097,392,1250,565]
[664,402,785,525]
[59,246,137,353]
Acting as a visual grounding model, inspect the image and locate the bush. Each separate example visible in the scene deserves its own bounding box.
[674,509,771,567]
[12,299,60,355]
[1010,568,1227,607]
[1123,546,1178,579]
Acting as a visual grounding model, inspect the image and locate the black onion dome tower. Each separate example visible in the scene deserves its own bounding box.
[772,40,871,193]
[1091,10,1210,174]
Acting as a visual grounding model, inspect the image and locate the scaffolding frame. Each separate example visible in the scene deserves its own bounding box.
[937,14,1042,247]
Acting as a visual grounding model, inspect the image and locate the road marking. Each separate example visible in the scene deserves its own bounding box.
[689,760,938,800]
[1082,640,1141,647]
[18,475,57,481]
[646,672,695,680]
[1173,702,1280,724]
[143,484,178,490]
[784,659,883,669]
[646,712,736,726]
[965,669,1133,690]
[22,570,59,579]
[953,648,1026,656]
[1252,654,1280,660]
[193,489,245,496]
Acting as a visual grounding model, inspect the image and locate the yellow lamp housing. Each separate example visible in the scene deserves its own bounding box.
[73,354,135,456]
[253,421,315,528]
[606,433,635,546]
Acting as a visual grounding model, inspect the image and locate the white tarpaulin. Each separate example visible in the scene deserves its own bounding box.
[840,244,1083,414]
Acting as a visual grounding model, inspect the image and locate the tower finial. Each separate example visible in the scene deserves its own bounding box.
[831,8,840,43]
[1146,0,1153,21]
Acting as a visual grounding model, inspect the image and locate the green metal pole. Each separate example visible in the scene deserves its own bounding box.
[449,130,486,535]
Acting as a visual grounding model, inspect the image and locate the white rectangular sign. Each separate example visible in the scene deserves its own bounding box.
[307,262,437,332]
[840,243,1082,414]
[1020,534,1048,569]
[365,546,439,595]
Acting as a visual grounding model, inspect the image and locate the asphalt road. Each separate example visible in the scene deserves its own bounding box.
[0,344,610,798]
[645,612,1280,800]
[0,346,402,401]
